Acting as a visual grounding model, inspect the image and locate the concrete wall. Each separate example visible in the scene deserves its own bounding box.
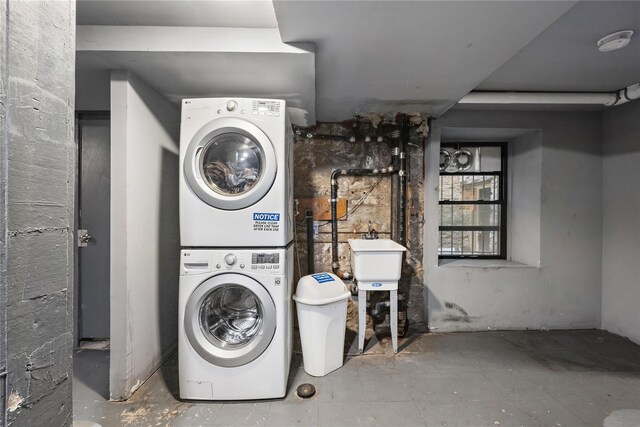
[426,109,603,331]
[602,100,640,345]
[109,71,180,400]
[1,0,7,420]
[2,1,76,425]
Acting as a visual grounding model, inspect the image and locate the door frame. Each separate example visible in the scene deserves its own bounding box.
[74,111,111,347]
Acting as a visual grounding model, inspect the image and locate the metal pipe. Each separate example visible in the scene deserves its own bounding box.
[330,167,395,279]
[459,91,616,105]
[305,210,314,275]
[397,116,410,336]
[370,298,390,324]
[390,146,400,242]
[398,114,409,248]
[459,82,640,107]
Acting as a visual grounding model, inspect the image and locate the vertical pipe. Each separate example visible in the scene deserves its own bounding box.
[397,115,409,336]
[330,170,340,275]
[305,209,314,274]
[398,114,409,248]
[390,146,400,243]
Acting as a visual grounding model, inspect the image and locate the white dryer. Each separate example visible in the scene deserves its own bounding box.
[179,246,293,400]
[180,98,293,248]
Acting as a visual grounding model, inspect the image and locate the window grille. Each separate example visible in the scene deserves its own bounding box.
[438,142,507,258]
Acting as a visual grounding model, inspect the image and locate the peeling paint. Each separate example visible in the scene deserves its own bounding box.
[293,120,425,323]
[7,390,23,412]
[286,107,308,127]
[360,112,384,128]
[121,405,152,425]
[129,379,142,396]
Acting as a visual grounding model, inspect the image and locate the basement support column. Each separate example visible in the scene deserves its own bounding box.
[2,1,76,424]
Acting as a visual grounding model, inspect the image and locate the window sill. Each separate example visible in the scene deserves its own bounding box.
[438,259,538,269]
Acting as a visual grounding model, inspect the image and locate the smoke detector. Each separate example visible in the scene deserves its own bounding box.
[597,30,633,52]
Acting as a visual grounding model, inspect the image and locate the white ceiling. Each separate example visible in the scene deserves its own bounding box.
[273,0,577,121]
[477,1,640,93]
[77,0,278,28]
[75,0,640,123]
[76,26,316,124]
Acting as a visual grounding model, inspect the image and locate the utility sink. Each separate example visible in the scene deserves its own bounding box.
[348,239,406,288]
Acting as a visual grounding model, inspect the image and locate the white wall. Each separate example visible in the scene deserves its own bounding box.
[426,109,603,331]
[602,100,640,345]
[110,71,180,400]
[508,131,542,267]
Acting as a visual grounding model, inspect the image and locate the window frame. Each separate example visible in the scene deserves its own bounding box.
[438,141,508,259]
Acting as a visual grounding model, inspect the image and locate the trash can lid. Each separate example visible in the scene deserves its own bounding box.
[293,273,351,306]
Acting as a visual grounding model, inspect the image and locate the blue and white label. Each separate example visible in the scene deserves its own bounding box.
[311,273,335,284]
[372,282,383,288]
[253,212,281,232]
[253,213,280,221]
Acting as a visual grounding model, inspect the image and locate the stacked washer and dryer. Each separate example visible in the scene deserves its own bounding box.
[178,98,294,400]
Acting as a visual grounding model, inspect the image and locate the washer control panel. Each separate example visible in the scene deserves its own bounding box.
[250,252,280,270]
[181,250,284,275]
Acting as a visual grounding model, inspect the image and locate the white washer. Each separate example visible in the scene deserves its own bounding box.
[179,246,293,400]
[180,97,293,248]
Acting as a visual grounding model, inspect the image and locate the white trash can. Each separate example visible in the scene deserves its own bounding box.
[293,272,351,377]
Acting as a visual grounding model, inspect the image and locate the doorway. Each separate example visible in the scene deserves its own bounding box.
[75,112,111,347]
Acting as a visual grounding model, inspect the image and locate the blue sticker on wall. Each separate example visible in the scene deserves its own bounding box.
[311,273,335,284]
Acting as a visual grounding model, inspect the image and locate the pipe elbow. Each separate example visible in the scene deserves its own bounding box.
[331,265,352,280]
[611,83,640,106]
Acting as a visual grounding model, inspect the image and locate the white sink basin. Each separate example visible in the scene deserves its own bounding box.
[348,239,406,287]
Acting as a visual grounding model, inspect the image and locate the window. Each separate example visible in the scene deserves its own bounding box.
[438,142,507,258]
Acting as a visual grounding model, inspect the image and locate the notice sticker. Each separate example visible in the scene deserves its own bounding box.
[311,273,335,284]
[253,212,281,232]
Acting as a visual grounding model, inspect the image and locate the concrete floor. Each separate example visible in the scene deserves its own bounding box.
[73,330,640,427]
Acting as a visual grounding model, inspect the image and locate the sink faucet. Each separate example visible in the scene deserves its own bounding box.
[362,221,379,240]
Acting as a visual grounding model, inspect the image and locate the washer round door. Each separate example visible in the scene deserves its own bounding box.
[184,273,277,367]
[184,117,277,210]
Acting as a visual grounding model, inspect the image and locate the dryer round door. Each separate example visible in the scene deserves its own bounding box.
[184,117,277,210]
[184,273,277,367]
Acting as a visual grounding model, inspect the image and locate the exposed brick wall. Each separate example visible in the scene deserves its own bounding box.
[2,1,76,425]
[292,122,425,324]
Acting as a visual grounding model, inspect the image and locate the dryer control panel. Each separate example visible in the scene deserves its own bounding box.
[251,100,281,117]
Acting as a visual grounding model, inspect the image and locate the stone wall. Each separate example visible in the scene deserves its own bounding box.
[2,1,76,425]
[292,121,425,323]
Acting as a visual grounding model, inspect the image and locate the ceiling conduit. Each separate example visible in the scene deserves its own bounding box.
[459,82,640,107]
